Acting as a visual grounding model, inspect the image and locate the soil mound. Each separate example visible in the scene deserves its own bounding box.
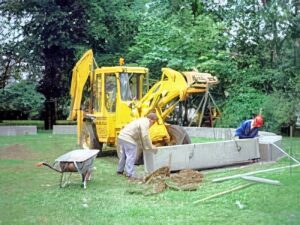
[144,167,204,194]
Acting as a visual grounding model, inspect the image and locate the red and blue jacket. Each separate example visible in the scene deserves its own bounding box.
[235,119,258,139]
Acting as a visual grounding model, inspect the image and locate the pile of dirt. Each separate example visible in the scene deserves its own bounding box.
[0,144,36,160]
[144,166,170,193]
[143,166,204,194]
[168,169,204,191]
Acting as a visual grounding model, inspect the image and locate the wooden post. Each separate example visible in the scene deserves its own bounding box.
[290,125,293,137]
[193,183,255,204]
[241,176,280,185]
[198,91,209,127]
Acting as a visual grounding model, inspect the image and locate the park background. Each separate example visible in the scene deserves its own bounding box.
[1,1,300,224]
[0,0,300,134]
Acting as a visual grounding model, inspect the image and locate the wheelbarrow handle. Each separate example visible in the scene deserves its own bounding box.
[36,162,62,173]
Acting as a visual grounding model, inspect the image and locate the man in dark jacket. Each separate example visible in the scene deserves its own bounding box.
[235,115,264,139]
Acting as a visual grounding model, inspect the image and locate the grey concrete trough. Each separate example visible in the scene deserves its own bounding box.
[0,126,37,136]
[258,135,284,161]
[184,127,235,140]
[184,127,283,162]
[52,125,77,134]
[144,138,259,172]
[144,127,283,173]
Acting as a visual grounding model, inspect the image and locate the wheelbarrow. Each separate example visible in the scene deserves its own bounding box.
[37,149,99,189]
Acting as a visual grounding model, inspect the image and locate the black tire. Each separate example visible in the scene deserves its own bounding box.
[166,125,191,145]
[80,122,103,157]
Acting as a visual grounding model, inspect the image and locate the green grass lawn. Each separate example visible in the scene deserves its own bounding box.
[0,133,299,225]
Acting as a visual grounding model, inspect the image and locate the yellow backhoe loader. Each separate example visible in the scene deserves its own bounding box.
[68,50,219,159]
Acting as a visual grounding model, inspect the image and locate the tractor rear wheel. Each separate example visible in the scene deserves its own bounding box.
[166,125,191,145]
[80,123,103,157]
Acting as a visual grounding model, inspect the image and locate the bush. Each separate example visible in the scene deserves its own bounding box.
[217,88,266,128]
[262,93,297,133]
[0,81,45,119]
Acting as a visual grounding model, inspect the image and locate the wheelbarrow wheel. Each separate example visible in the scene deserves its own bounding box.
[80,123,103,157]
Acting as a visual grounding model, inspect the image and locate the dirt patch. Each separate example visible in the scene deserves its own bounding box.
[0,144,36,160]
[143,167,204,194]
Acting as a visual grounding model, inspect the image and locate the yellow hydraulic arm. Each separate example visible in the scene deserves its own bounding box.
[68,50,94,120]
[136,68,188,119]
[134,68,189,144]
[135,68,219,144]
[136,68,217,120]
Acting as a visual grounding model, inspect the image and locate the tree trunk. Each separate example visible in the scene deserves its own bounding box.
[44,100,56,130]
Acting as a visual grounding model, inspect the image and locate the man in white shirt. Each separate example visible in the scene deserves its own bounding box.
[117,113,158,180]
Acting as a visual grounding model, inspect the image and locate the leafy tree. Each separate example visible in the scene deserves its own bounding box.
[0,14,28,89]
[0,0,145,126]
[262,93,298,132]
[0,81,45,119]
[128,0,226,79]
[203,0,300,132]
[0,0,90,126]
[77,0,148,65]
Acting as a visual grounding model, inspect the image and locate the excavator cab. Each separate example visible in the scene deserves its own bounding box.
[68,51,149,154]
[91,67,148,149]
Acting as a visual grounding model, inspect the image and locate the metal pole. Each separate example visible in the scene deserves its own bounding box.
[188,94,205,127]
[198,90,209,127]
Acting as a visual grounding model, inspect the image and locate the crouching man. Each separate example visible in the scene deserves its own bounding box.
[235,115,264,139]
[116,113,158,180]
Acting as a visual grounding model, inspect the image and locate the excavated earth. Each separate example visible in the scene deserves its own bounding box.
[144,166,204,194]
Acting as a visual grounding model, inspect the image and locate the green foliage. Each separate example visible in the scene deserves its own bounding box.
[0,120,44,129]
[128,1,226,78]
[0,0,146,120]
[0,81,45,119]
[203,0,300,131]
[262,93,297,132]
[86,0,147,65]
[197,52,238,91]
[218,88,266,128]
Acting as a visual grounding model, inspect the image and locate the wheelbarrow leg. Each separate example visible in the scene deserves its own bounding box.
[86,170,92,181]
[60,173,65,188]
[81,171,92,189]
[82,173,87,189]
[60,172,72,188]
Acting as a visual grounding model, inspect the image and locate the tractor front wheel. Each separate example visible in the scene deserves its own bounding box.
[166,125,191,145]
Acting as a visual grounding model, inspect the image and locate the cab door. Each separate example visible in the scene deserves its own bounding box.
[103,74,117,145]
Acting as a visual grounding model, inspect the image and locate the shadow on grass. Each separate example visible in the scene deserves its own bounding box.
[98,150,118,157]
